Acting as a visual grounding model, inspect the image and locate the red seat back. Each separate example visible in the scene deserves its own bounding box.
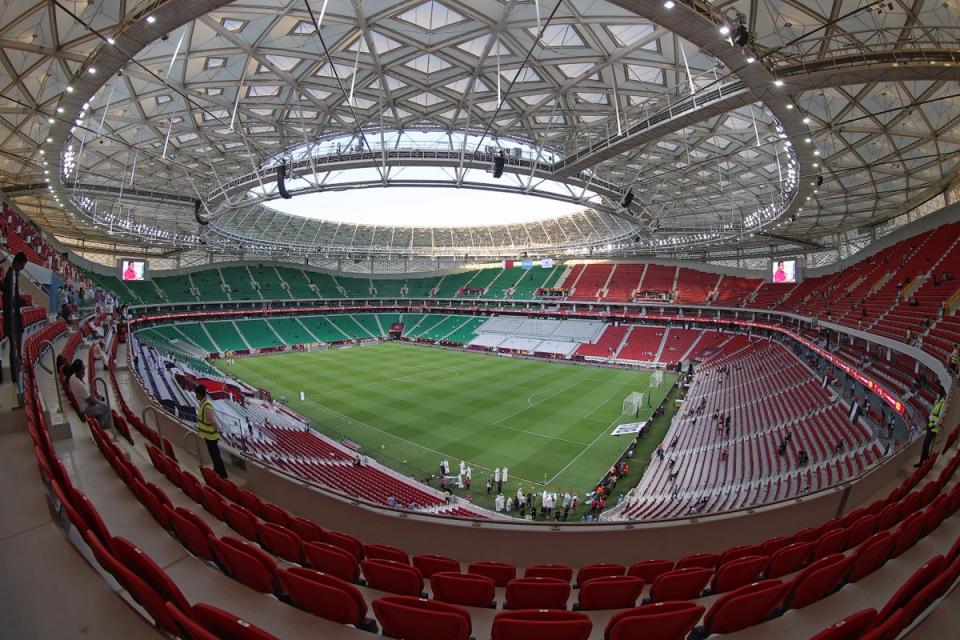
[604,601,705,640]
[373,595,471,640]
[675,552,719,570]
[764,541,814,579]
[327,530,364,561]
[785,553,852,610]
[809,609,878,640]
[210,536,276,593]
[431,571,496,608]
[845,513,880,549]
[361,558,424,596]
[166,507,215,561]
[524,564,573,582]
[110,536,190,612]
[236,489,264,517]
[877,555,947,621]
[180,471,204,504]
[260,502,290,528]
[364,543,409,564]
[701,579,788,635]
[505,576,571,610]
[848,531,894,583]
[890,512,926,558]
[711,555,768,593]
[304,542,360,583]
[278,567,367,626]
[190,603,281,639]
[491,609,591,640]
[289,516,326,543]
[413,554,460,577]
[576,562,625,587]
[576,575,644,611]
[468,560,516,587]
[718,544,759,567]
[627,559,675,582]
[200,486,227,521]
[224,504,259,541]
[812,528,847,561]
[649,567,712,602]
[165,602,218,640]
[256,521,303,564]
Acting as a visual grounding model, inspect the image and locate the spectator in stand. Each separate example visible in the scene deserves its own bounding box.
[1,252,28,387]
[797,450,809,466]
[195,385,228,478]
[916,388,945,467]
[67,359,109,425]
[90,340,105,370]
[386,495,397,508]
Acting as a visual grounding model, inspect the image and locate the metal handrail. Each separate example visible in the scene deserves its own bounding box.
[93,377,111,416]
[142,405,159,431]
[38,339,64,413]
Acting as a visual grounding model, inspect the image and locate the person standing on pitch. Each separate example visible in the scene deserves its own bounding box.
[502,466,509,483]
[195,385,228,478]
[916,387,946,468]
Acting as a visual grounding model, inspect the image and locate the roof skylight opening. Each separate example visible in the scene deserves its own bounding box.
[260,186,592,228]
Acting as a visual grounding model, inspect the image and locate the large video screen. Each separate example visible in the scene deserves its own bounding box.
[771,259,797,284]
[119,259,147,281]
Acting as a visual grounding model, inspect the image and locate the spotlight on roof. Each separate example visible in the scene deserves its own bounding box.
[732,24,750,47]
[719,24,731,36]
[146,15,156,23]
[663,1,675,8]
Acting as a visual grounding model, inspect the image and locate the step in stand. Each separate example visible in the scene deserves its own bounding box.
[0,380,25,433]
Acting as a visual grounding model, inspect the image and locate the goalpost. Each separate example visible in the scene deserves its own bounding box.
[622,391,645,418]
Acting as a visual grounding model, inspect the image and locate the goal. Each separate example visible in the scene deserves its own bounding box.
[622,392,645,418]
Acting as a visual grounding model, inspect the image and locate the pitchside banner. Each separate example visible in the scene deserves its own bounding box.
[611,421,648,436]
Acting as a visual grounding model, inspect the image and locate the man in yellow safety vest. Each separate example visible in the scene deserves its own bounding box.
[195,385,227,478]
[916,388,945,468]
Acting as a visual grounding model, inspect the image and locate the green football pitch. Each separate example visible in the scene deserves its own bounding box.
[217,341,677,509]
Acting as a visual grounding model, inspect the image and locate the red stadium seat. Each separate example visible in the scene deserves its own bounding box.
[576,562,626,587]
[165,603,218,640]
[361,558,424,596]
[604,601,705,640]
[180,471,204,504]
[675,552,719,570]
[413,554,460,577]
[430,571,496,608]
[860,609,910,640]
[575,575,644,610]
[467,560,517,587]
[83,531,181,634]
[647,567,712,603]
[845,513,880,549]
[710,555,768,594]
[304,542,361,583]
[627,559,675,582]
[890,512,926,558]
[73,490,113,545]
[236,489,265,517]
[764,541,814,579]
[166,506,216,561]
[875,502,902,532]
[256,521,303,563]
[210,536,277,593]
[327,530,364,561]
[190,603,281,640]
[810,608,878,640]
[138,482,174,530]
[363,543,409,564]
[491,609,591,640]
[110,536,190,612]
[200,486,228,521]
[289,516,326,543]
[847,531,895,583]
[505,576,571,610]
[812,528,848,561]
[525,564,573,582]
[259,502,290,528]
[694,579,788,637]
[718,544,759,567]
[784,554,853,610]
[922,494,950,535]
[224,504,259,541]
[278,567,371,628]
[876,555,946,621]
[758,536,792,556]
[216,478,241,502]
[373,595,471,640]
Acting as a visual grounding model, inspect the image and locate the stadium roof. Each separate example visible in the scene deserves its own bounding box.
[1,0,958,260]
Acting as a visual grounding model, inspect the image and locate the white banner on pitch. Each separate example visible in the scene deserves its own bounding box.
[611,421,648,436]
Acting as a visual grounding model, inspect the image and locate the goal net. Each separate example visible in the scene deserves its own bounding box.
[651,371,664,388]
[622,392,645,417]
